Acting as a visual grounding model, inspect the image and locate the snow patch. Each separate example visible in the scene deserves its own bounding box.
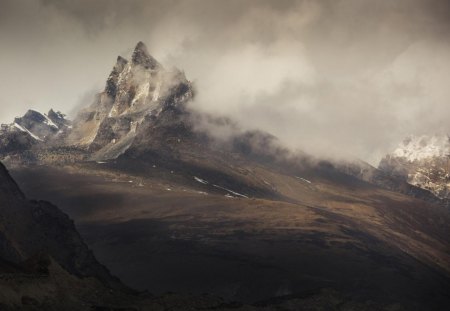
[295,176,312,184]
[213,184,248,198]
[194,176,208,184]
[43,114,59,128]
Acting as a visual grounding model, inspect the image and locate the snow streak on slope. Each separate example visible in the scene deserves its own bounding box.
[13,123,42,141]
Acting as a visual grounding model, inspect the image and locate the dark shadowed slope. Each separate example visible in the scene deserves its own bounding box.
[0,162,149,310]
[0,162,121,287]
[11,158,450,310]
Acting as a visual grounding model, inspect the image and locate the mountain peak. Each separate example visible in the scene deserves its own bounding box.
[131,41,160,69]
[134,41,147,52]
[116,55,128,66]
[21,110,46,123]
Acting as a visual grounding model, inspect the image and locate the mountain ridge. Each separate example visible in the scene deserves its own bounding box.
[1,42,449,210]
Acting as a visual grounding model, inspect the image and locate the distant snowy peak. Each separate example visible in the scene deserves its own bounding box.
[1,109,70,142]
[379,134,450,200]
[0,108,71,157]
[392,135,450,162]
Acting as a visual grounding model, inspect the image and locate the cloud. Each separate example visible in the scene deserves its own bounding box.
[0,0,449,164]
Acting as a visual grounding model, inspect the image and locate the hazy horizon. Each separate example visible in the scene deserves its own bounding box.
[1,0,449,164]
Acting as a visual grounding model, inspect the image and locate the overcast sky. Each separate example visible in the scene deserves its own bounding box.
[1,0,449,164]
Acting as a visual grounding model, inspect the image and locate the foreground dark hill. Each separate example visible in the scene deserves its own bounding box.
[0,162,138,310]
[0,162,119,285]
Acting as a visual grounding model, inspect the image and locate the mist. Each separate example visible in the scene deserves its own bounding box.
[1,0,449,164]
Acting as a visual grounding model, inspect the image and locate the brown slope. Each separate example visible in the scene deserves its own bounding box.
[10,154,450,310]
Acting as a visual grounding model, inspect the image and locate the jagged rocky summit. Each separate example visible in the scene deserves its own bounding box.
[68,41,193,160]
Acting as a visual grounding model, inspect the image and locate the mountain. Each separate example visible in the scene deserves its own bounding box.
[379,135,450,200]
[68,41,193,161]
[1,42,450,309]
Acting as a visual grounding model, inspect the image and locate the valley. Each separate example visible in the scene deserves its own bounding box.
[10,159,450,309]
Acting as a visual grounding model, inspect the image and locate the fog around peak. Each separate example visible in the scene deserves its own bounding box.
[1,0,449,164]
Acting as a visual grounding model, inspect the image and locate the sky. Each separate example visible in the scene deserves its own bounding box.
[0,0,449,164]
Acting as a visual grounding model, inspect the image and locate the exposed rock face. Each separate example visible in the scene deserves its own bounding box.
[105,56,128,98]
[68,41,193,160]
[47,109,71,129]
[379,135,450,200]
[0,161,120,288]
[0,129,36,156]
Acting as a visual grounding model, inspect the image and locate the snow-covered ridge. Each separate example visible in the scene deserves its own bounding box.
[392,135,450,162]
[1,109,70,145]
